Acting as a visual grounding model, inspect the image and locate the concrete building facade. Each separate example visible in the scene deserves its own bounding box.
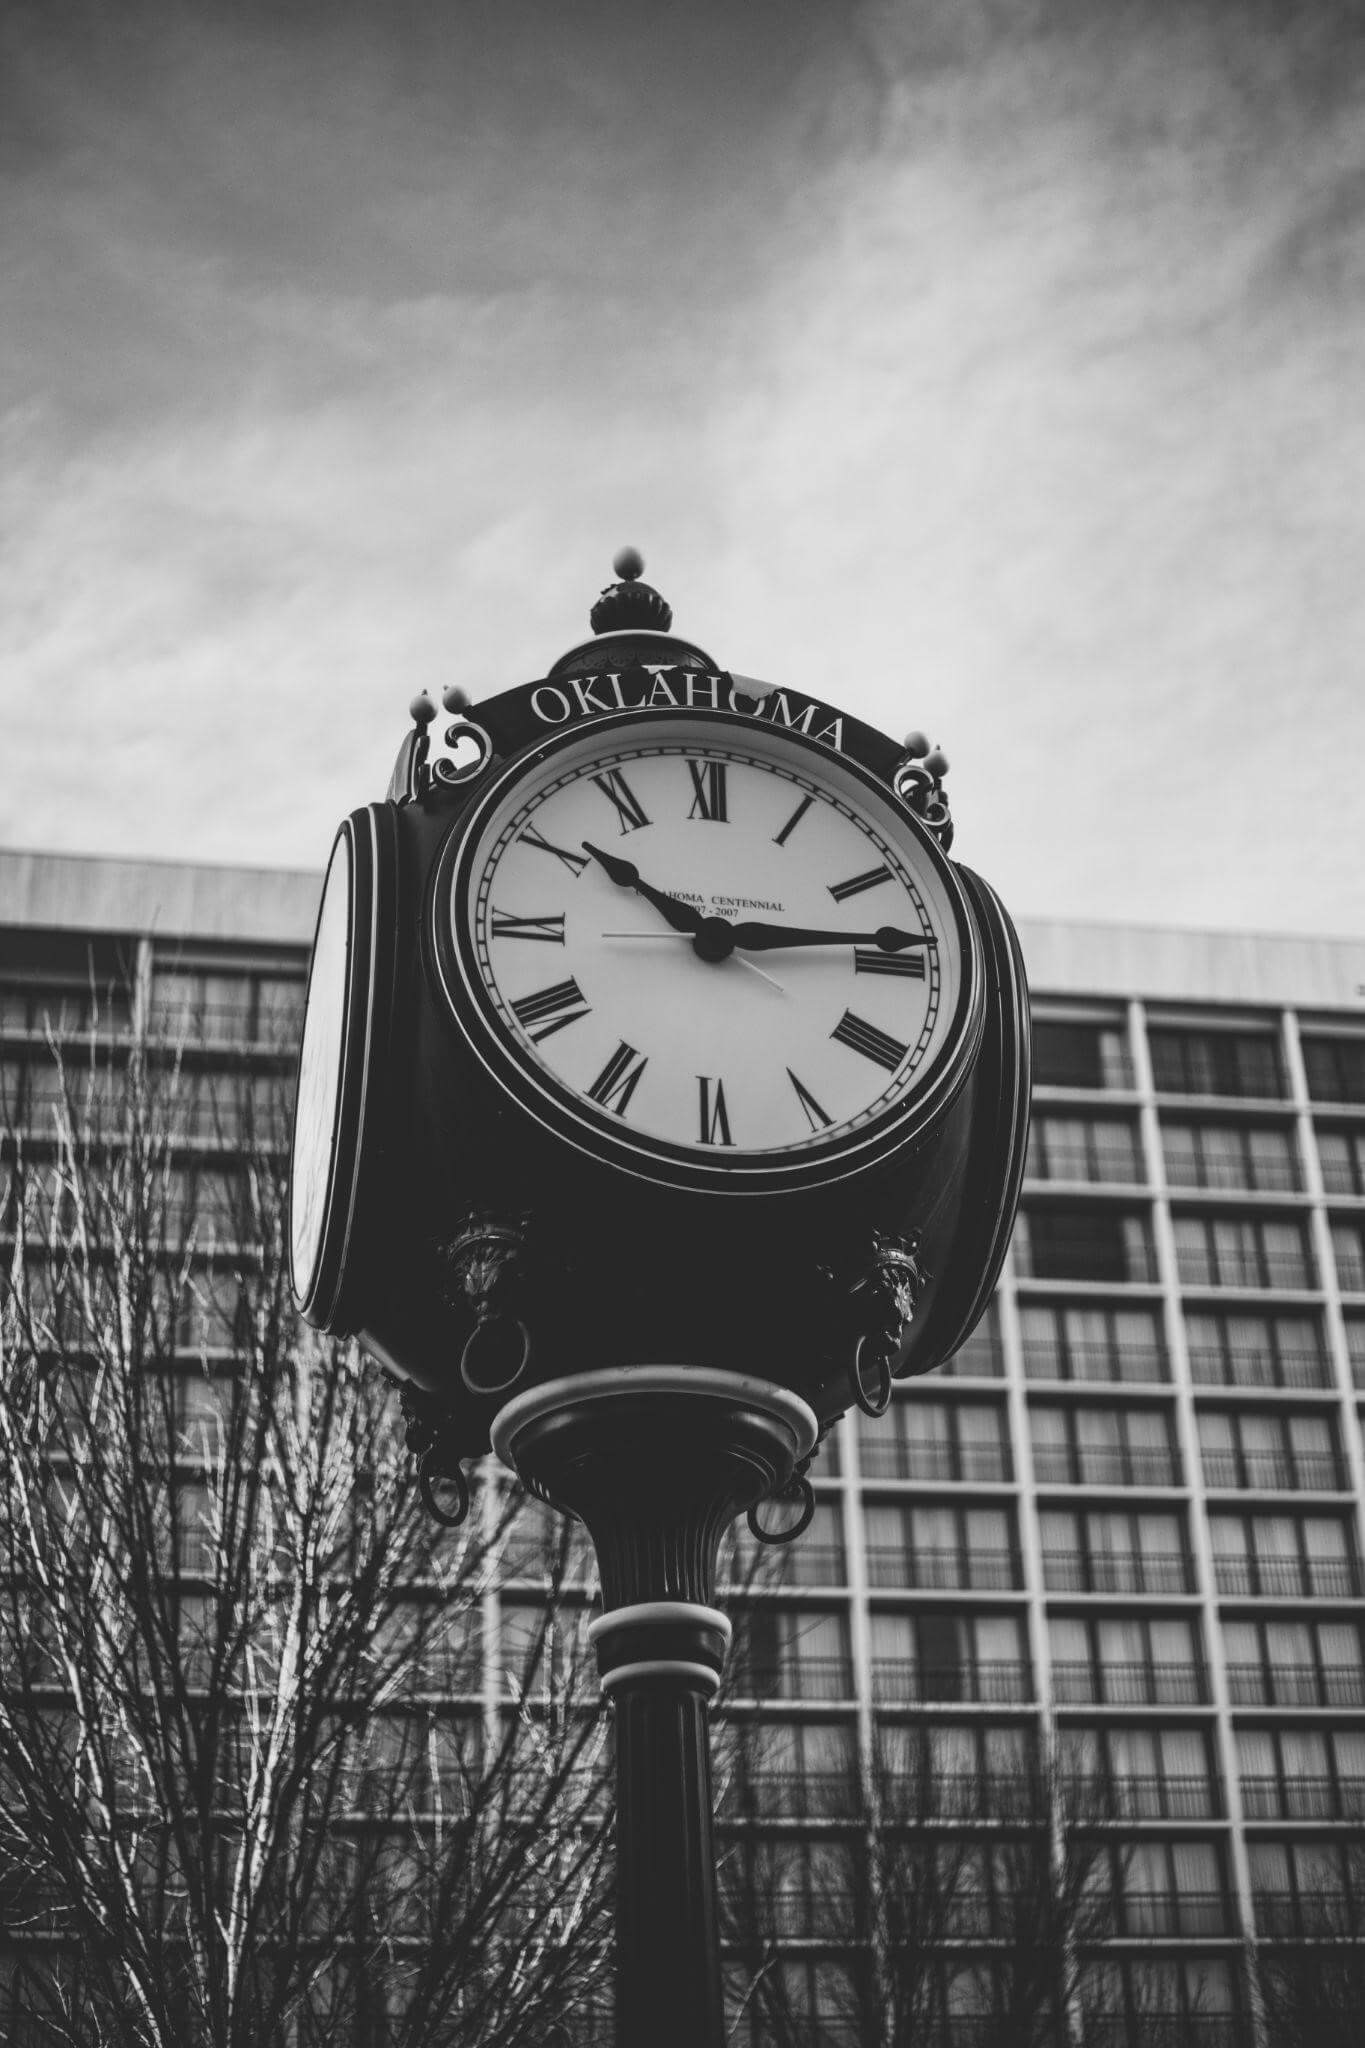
[4,846,1365,2045]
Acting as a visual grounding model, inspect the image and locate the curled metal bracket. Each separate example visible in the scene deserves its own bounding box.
[443,1211,535,1397]
[432,718,494,787]
[892,756,954,851]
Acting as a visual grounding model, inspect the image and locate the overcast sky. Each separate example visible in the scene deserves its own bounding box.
[3,0,1363,935]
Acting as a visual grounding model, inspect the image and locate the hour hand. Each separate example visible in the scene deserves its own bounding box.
[580,840,703,936]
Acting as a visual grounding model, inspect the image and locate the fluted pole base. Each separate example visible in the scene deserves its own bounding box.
[491,1367,817,2048]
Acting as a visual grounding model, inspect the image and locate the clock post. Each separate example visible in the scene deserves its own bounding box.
[287,552,1031,2048]
[491,1366,816,2047]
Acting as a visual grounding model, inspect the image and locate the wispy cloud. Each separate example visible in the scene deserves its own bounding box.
[3,1,1363,932]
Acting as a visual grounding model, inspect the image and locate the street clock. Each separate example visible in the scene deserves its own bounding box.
[288,554,1029,1462]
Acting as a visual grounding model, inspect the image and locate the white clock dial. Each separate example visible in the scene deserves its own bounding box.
[290,832,352,1301]
[437,713,980,1191]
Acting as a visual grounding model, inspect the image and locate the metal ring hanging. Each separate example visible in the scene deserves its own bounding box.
[851,1333,894,1417]
[747,1475,816,1546]
[419,1455,470,1528]
[459,1314,531,1396]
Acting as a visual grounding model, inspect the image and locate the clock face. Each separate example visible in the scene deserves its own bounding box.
[433,711,981,1192]
[289,807,396,1328]
[290,831,352,1304]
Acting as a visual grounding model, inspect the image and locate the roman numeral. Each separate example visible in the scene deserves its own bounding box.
[698,1076,733,1145]
[829,864,893,903]
[587,1041,649,1116]
[592,770,651,834]
[855,946,926,979]
[773,794,814,847]
[510,979,591,1042]
[787,1069,832,1133]
[518,827,590,877]
[686,760,728,823]
[831,1009,908,1073]
[490,910,566,944]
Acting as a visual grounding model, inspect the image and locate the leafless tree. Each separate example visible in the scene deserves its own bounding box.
[716,1704,1129,2048]
[0,1034,612,2047]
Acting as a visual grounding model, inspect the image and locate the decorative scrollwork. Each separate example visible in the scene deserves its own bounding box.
[442,1211,535,1396]
[432,717,494,787]
[892,735,953,850]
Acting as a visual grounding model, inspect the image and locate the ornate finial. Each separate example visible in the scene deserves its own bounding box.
[590,549,673,635]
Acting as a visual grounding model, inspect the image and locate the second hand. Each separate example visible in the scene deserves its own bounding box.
[601,932,786,996]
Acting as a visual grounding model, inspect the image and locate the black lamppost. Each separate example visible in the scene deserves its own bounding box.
[287,554,1029,2048]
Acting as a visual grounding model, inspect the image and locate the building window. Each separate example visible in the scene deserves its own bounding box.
[729,1838,862,1944]
[856,1395,1010,1482]
[1208,1511,1357,1598]
[1107,1838,1230,1938]
[1048,1614,1206,1707]
[1019,1303,1167,1382]
[148,964,306,1048]
[1148,1026,1284,1100]
[729,1608,853,1702]
[1029,1402,1180,1487]
[1330,1219,1365,1293]
[721,1717,859,1821]
[1032,1019,1133,1091]
[1197,1409,1342,1493]
[1081,1961,1238,2048]
[1039,1507,1190,1595]
[872,1720,1036,1816]
[156,1068,291,1149]
[869,1611,1030,1706]
[1301,1034,1365,1106]
[725,1501,846,1590]
[1184,1308,1327,1388]
[0,934,134,1040]
[1172,1213,1313,1290]
[1317,1127,1365,1196]
[1347,1315,1365,1389]
[1026,1114,1143,1184]
[1250,1840,1364,1938]
[1161,1119,1298,1192]
[1221,1617,1365,1708]
[863,1502,1019,1591]
[1237,1727,1365,1821]
[1063,1724,1218,1820]
[938,1298,1004,1376]
[1015,1205,1157,1284]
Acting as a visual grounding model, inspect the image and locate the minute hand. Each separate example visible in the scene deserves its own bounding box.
[580,840,703,936]
[729,921,937,954]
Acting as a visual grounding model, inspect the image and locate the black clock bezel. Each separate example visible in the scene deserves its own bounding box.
[428,707,986,1196]
[288,804,398,1328]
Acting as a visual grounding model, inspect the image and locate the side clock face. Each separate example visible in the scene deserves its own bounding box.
[432,710,982,1193]
[289,808,394,1326]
